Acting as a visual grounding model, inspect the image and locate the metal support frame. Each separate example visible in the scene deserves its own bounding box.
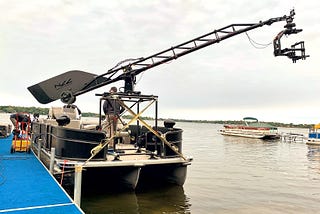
[85,93,186,164]
[117,98,186,160]
[84,93,158,164]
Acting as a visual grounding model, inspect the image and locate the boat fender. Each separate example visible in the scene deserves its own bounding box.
[164,120,175,129]
[56,115,71,126]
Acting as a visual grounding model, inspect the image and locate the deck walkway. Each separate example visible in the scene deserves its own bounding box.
[0,135,83,214]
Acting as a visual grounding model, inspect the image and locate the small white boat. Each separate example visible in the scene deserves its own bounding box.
[219,117,280,140]
[307,123,320,145]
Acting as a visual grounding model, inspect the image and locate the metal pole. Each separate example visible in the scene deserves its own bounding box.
[37,138,41,159]
[49,147,55,173]
[74,165,83,207]
[155,98,158,129]
[99,98,102,128]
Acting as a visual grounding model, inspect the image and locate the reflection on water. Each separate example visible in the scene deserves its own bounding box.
[82,185,190,214]
[307,145,320,162]
[221,135,280,144]
[307,145,320,175]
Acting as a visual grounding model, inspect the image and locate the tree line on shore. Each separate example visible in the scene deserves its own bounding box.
[0,105,312,128]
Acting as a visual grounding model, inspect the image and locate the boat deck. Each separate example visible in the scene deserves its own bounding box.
[51,143,190,169]
[0,135,83,213]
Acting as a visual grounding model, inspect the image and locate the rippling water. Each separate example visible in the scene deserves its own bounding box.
[1,114,320,213]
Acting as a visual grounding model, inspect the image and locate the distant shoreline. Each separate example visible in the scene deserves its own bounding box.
[0,105,313,129]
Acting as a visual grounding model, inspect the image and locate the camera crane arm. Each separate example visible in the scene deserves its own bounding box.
[28,9,308,104]
[82,9,308,94]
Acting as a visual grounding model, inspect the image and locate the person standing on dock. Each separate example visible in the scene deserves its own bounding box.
[9,113,30,131]
[102,86,122,148]
[10,113,31,139]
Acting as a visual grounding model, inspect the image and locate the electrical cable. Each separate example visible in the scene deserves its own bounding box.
[108,57,144,74]
[245,32,272,49]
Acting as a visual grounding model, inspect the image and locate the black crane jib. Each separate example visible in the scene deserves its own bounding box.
[82,9,308,94]
[27,9,308,105]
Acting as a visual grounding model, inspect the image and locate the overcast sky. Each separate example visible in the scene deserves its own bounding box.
[1,0,319,124]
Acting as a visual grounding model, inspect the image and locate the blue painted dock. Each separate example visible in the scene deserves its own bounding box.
[0,135,84,214]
